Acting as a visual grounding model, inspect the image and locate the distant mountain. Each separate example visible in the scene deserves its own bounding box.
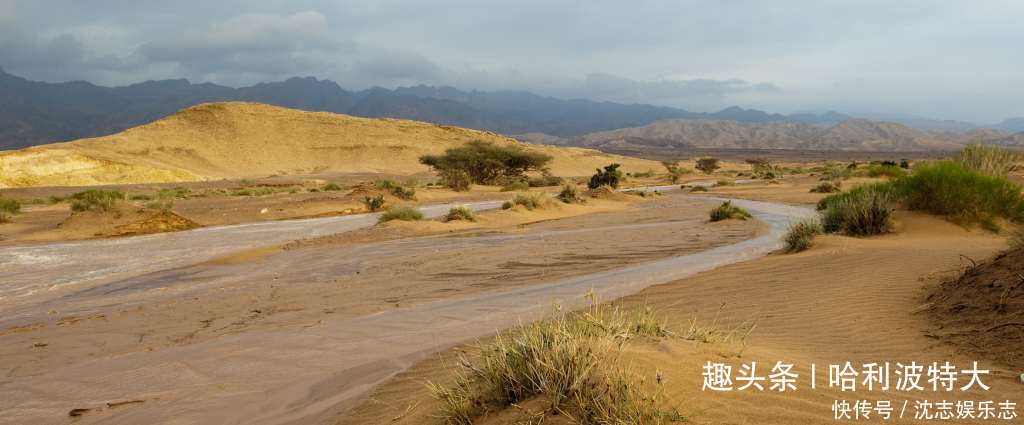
[537,118,966,152]
[0,68,856,150]
[994,117,1024,133]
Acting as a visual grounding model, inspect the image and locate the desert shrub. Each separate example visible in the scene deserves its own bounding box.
[69,190,125,212]
[900,159,911,169]
[588,163,624,189]
[501,201,513,210]
[892,160,1024,225]
[820,166,852,181]
[145,200,174,211]
[867,165,907,178]
[709,201,752,222]
[378,206,424,223]
[557,184,585,204]
[444,206,477,222]
[500,180,530,192]
[506,193,552,210]
[747,158,779,179]
[420,140,552,185]
[231,189,253,197]
[662,161,692,183]
[956,144,1020,176]
[439,169,472,192]
[376,180,416,200]
[810,181,842,193]
[322,183,343,191]
[129,194,153,201]
[714,179,733,187]
[818,183,898,235]
[363,195,386,212]
[784,218,823,253]
[0,197,21,223]
[528,175,563,187]
[689,185,709,193]
[632,169,656,178]
[695,157,720,174]
[428,300,680,425]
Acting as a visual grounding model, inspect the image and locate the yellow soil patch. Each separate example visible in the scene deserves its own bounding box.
[0,102,658,188]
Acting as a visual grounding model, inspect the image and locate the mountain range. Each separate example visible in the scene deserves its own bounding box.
[1,67,1022,152]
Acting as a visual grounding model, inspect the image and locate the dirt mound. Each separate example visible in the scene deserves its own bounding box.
[926,247,1024,369]
[57,207,200,238]
[0,102,658,188]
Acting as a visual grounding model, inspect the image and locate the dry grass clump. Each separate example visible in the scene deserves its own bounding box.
[818,183,897,236]
[681,305,757,357]
[0,197,21,223]
[377,206,424,223]
[556,184,585,204]
[709,201,752,222]
[956,144,1021,177]
[428,297,681,425]
[713,179,733,187]
[688,185,709,193]
[69,190,125,212]
[500,181,530,192]
[445,206,477,222]
[528,175,563,187]
[376,179,417,200]
[503,193,553,211]
[809,181,842,193]
[784,218,823,253]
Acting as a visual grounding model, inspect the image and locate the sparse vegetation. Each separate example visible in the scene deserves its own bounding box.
[892,160,1024,227]
[440,169,472,192]
[689,185,709,193]
[784,218,823,253]
[714,179,733,187]
[363,195,386,212]
[376,180,417,200]
[0,197,21,223]
[444,206,477,222]
[956,144,1021,177]
[867,164,907,178]
[709,201,752,222]
[632,169,656,178]
[500,180,530,192]
[428,297,681,425]
[323,183,343,191]
[817,183,898,236]
[420,140,553,185]
[747,158,779,179]
[378,206,424,223]
[557,184,585,204]
[695,157,720,174]
[528,175,563,187]
[588,163,624,189]
[661,161,691,183]
[69,190,125,212]
[506,193,553,210]
[809,181,842,193]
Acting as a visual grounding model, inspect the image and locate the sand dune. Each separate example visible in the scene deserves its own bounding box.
[0,102,659,188]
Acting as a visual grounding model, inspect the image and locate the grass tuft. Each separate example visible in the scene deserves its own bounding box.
[956,144,1021,177]
[506,193,553,210]
[709,201,752,222]
[69,190,125,212]
[784,218,823,253]
[818,183,897,236]
[893,160,1024,226]
[556,184,586,204]
[809,181,842,193]
[376,180,417,200]
[500,181,530,192]
[866,165,907,178]
[378,206,424,223]
[445,206,477,222]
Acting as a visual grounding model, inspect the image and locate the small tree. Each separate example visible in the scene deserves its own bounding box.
[746,158,778,179]
[420,140,553,185]
[696,157,720,174]
[588,164,624,189]
[661,160,691,183]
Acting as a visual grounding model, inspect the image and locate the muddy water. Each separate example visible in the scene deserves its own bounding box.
[0,197,813,425]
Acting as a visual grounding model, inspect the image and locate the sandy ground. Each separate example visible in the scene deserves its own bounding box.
[0,192,770,424]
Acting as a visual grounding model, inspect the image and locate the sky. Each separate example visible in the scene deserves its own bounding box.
[1,0,1022,123]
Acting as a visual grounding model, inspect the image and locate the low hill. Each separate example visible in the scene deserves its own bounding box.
[558,118,965,152]
[0,102,658,188]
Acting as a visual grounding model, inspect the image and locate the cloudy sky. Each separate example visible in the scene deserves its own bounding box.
[1,0,1021,122]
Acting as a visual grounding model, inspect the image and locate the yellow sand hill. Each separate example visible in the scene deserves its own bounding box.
[0,102,659,188]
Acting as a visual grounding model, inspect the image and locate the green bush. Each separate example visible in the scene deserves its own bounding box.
[956,144,1020,177]
[444,206,477,222]
[818,183,898,235]
[557,184,585,204]
[867,165,907,178]
[528,175,563,187]
[696,157,720,174]
[378,206,424,223]
[363,195,386,212]
[376,180,416,200]
[500,180,530,192]
[709,201,752,222]
[892,160,1024,226]
[784,218,823,253]
[501,201,513,210]
[439,169,472,192]
[810,181,842,193]
[69,190,125,212]
[662,161,692,183]
[420,140,553,185]
[588,163,624,189]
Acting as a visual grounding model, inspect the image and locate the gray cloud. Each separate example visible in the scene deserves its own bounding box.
[1,0,1023,122]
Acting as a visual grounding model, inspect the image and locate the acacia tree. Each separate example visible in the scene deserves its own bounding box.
[420,141,552,186]
[695,157,720,174]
